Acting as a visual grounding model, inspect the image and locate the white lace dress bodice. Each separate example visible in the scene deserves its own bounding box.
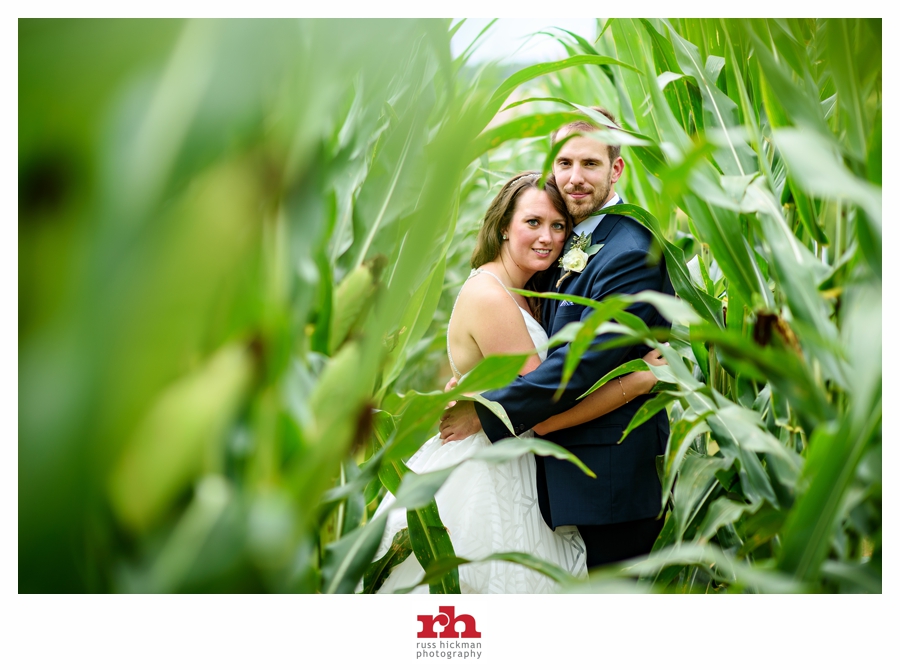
[372,268,587,594]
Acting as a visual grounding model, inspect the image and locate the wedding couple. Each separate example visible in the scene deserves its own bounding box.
[373,108,675,593]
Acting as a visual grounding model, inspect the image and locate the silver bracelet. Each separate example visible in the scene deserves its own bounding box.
[617,377,629,403]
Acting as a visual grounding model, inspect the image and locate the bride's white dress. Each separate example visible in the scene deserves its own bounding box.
[372,269,587,594]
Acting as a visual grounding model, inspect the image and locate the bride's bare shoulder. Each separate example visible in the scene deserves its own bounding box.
[454,271,515,313]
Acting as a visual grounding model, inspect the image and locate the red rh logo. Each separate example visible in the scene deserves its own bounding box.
[416,606,482,638]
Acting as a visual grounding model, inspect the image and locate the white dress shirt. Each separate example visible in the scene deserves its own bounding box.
[571,192,622,239]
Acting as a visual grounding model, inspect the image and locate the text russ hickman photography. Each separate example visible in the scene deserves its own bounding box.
[415,606,483,660]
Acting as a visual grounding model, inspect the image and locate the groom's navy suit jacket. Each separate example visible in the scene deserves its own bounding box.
[475,209,674,528]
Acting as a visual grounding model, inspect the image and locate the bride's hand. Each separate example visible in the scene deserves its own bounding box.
[638,346,667,394]
[643,347,667,367]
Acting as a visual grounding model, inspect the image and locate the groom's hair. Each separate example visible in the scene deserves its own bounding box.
[551,106,621,163]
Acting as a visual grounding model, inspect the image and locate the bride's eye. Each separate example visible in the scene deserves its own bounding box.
[552,222,565,230]
[526,218,540,226]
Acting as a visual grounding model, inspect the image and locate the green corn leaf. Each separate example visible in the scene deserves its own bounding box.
[475,437,595,479]
[407,503,460,595]
[785,176,829,245]
[672,451,730,542]
[680,192,773,308]
[453,18,497,68]
[500,96,573,112]
[622,543,804,593]
[363,528,412,594]
[383,352,527,460]
[706,418,778,507]
[601,204,725,326]
[696,497,762,543]
[661,413,713,512]
[819,560,882,594]
[370,463,460,595]
[823,19,871,162]
[777,409,880,582]
[489,55,641,109]
[578,357,652,400]
[665,21,755,176]
[773,127,882,228]
[413,551,578,592]
[469,111,586,161]
[620,391,677,441]
[322,512,390,594]
[551,25,601,56]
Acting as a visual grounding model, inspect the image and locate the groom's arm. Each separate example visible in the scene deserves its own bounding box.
[476,244,666,443]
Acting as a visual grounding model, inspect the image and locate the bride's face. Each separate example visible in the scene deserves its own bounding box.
[501,189,568,274]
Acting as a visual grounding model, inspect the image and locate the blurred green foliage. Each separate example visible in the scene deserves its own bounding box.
[19,18,880,594]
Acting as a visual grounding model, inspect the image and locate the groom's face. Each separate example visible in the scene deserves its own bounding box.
[552,132,623,224]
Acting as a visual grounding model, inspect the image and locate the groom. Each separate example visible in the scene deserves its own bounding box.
[440,108,673,568]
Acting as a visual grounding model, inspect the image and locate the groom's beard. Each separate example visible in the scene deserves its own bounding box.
[565,173,613,223]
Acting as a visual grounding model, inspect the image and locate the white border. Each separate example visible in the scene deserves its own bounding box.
[11,7,893,669]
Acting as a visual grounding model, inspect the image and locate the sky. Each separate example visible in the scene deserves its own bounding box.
[450,18,598,65]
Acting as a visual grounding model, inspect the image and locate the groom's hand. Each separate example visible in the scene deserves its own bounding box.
[439,401,481,444]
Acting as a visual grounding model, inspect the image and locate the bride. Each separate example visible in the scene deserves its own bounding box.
[372,171,664,594]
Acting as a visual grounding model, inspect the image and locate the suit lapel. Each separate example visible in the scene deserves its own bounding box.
[546,200,625,332]
[591,211,620,246]
[554,213,621,291]
[545,213,624,332]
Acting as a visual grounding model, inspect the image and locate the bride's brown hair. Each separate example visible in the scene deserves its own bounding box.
[470,171,573,321]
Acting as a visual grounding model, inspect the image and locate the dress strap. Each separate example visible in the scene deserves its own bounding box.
[447,340,464,381]
[471,268,519,304]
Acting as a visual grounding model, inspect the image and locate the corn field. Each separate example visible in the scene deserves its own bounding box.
[19,18,881,594]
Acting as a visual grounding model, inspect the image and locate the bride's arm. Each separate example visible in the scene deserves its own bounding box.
[532,349,665,436]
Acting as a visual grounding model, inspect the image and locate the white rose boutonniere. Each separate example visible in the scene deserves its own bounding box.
[556,233,603,288]
[562,248,588,273]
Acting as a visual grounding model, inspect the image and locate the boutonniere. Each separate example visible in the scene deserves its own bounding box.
[556,233,604,288]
